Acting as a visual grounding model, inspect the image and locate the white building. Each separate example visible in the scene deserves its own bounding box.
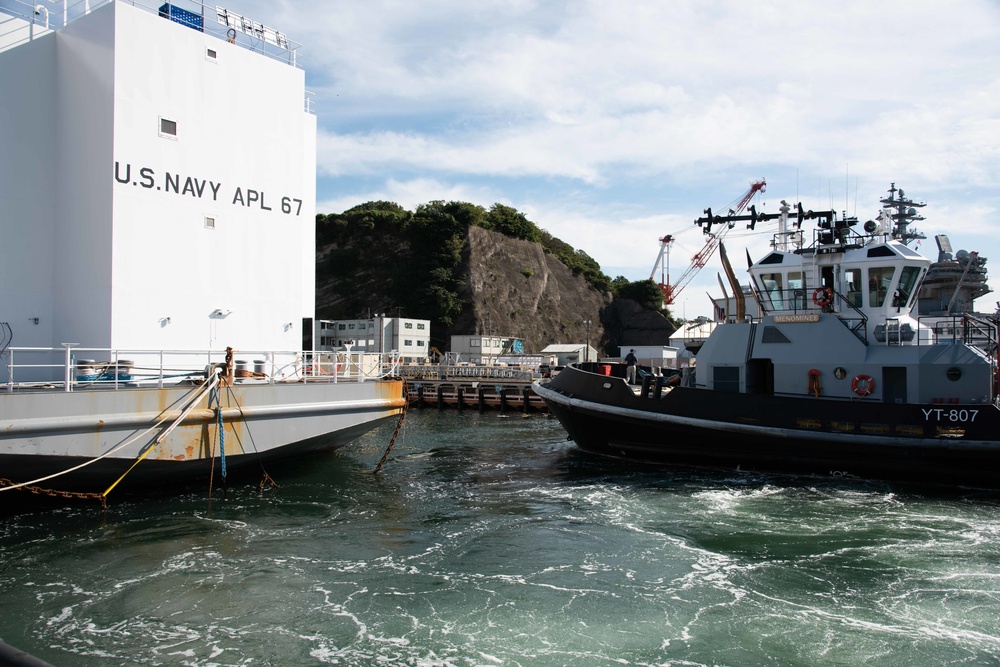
[0,1,315,362]
[449,334,520,364]
[315,317,431,363]
[540,343,597,367]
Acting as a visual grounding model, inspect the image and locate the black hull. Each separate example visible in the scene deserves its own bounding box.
[535,366,1000,489]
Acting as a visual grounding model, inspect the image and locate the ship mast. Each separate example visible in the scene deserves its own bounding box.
[880,182,927,246]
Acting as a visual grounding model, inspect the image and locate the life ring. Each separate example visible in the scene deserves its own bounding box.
[812,287,833,307]
[851,374,874,397]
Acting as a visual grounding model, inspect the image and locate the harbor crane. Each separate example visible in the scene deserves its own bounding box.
[650,178,767,305]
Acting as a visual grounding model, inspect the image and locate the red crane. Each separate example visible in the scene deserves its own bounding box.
[650,179,766,305]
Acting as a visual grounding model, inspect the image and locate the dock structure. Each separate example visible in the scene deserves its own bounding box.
[405,380,548,413]
[399,362,548,412]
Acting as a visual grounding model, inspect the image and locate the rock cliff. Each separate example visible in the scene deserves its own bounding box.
[453,226,611,354]
[316,219,675,356]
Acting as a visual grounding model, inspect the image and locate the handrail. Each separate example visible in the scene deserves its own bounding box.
[399,363,539,383]
[916,313,999,354]
[1,0,305,71]
[3,346,401,391]
[0,367,221,493]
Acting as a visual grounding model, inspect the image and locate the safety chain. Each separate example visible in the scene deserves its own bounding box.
[0,478,107,509]
[374,386,409,474]
[258,471,280,492]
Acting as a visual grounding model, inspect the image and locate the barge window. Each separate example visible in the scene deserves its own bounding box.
[159,117,177,138]
[868,267,894,307]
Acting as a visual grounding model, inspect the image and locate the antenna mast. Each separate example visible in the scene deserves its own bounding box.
[880,182,927,245]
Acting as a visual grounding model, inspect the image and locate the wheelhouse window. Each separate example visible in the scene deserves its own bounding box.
[844,268,862,307]
[868,267,895,307]
[760,272,784,311]
[787,272,805,310]
[893,266,922,308]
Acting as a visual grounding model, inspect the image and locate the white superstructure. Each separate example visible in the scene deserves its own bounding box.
[0,2,406,499]
[0,0,316,366]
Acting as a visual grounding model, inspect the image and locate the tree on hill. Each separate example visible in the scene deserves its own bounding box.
[315,199,667,332]
[483,203,541,242]
[613,279,664,312]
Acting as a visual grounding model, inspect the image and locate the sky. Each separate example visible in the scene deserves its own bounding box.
[239,0,1000,320]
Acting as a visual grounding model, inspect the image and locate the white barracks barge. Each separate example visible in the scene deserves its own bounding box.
[0,0,405,502]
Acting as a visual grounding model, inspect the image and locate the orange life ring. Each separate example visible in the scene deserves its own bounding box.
[851,374,874,396]
[812,287,833,307]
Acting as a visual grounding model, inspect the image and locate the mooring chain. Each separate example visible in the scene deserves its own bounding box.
[0,478,107,508]
[258,471,280,492]
[374,386,409,474]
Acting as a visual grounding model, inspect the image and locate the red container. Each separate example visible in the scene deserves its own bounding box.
[598,364,611,376]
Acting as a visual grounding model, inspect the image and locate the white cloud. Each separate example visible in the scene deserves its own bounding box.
[251,0,1000,318]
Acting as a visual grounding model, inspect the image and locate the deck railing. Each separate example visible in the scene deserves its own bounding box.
[1,0,304,69]
[398,363,539,383]
[3,346,401,392]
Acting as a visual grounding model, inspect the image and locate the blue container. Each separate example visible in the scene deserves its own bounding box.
[158,4,204,32]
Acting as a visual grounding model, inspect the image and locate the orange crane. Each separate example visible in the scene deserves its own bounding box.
[650,179,766,304]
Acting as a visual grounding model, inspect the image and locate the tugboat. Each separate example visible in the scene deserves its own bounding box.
[534,185,1000,488]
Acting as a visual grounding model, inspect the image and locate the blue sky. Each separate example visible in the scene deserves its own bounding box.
[240,0,1000,320]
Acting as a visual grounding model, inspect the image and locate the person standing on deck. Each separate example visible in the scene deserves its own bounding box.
[625,349,638,384]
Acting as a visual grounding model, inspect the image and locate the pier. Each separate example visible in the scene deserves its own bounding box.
[405,380,547,413]
[400,363,549,412]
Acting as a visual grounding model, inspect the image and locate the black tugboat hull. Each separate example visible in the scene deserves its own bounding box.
[534,366,1000,489]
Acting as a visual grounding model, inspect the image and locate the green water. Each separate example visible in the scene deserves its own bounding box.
[2,410,999,666]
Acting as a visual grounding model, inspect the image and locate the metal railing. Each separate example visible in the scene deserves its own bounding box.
[747,284,1000,354]
[3,346,401,392]
[1,0,304,69]
[398,363,539,383]
[916,313,998,353]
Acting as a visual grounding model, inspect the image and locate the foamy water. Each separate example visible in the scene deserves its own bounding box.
[2,410,999,666]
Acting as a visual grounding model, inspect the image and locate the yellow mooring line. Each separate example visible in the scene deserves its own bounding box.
[102,370,222,497]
